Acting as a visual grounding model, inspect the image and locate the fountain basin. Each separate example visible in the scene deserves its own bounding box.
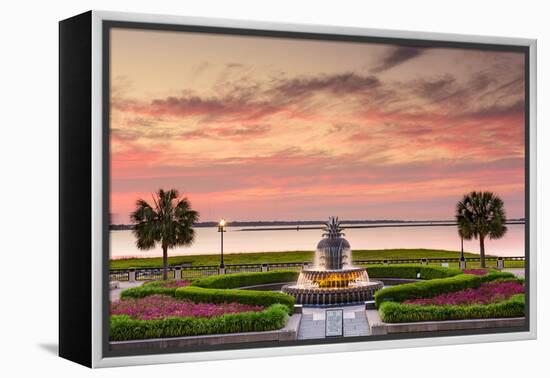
[282,266,383,305]
[296,267,371,288]
[282,279,383,306]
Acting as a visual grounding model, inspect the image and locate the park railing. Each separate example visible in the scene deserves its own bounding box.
[109,256,525,282]
[353,256,525,266]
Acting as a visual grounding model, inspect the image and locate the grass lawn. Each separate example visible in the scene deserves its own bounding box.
[109,248,525,270]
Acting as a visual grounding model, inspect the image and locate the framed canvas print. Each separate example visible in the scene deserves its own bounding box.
[59,10,537,368]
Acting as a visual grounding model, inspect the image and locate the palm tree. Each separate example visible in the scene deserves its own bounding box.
[130,189,199,280]
[455,191,507,268]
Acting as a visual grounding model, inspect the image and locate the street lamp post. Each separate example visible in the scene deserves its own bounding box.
[218,219,226,268]
[459,233,466,270]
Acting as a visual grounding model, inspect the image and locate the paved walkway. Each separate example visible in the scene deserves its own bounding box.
[110,281,144,302]
[298,305,370,339]
[503,268,525,278]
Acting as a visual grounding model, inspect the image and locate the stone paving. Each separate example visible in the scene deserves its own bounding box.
[110,281,143,302]
[298,305,370,339]
[503,268,525,278]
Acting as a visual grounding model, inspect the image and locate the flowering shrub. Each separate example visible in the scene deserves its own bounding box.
[110,304,289,341]
[463,269,488,276]
[375,274,482,307]
[111,295,263,320]
[403,281,524,306]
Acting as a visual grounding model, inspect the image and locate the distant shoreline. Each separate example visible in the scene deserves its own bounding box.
[110,218,525,231]
[237,221,525,232]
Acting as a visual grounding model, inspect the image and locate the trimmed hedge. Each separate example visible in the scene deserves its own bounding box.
[120,285,178,299]
[366,265,462,280]
[191,270,299,289]
[481,271,516,282]
[379,294,525,323]
[110,303,289,341]
[175,286,295,311]
[374,274,483,307]
[142,280,179,286]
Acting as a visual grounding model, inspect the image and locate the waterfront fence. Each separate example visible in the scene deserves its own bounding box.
[109,256,525,282]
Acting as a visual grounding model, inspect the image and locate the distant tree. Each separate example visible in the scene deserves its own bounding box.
[130,189,199,280]
[455,191,507,268]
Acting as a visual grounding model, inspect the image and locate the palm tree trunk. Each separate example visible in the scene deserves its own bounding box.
[479,236,486,268]
[162,245,168,280]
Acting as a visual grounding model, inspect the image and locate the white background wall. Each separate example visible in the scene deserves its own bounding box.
[0,0,547,376]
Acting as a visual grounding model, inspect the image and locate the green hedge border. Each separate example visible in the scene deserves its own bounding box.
[374,271,517,308]
[175,286,295,310]
[481,271,516,282]
[110,303,289,341]
[120,284,178,299]
[366,265,462,280]
[191,271,299,289]
[379,294,525,323]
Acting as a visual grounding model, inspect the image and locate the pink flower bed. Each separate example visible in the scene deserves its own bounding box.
[111,295,264,320]
[463,269,489,276]
[154,280,192,288]
[403,281,524,306]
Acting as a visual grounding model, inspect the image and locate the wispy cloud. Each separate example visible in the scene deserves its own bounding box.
[371,46,425,73]
[272,72,381,98]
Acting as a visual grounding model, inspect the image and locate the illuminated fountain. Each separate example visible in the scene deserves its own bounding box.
[282,217,383,306]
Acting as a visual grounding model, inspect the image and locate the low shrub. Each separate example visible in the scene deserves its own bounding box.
[110,303,289,341]
[120,285,178,299]
[143,280,192,288]
[481,271,516,282]
[374,274,482,307]
[366,265,462,280]
[175,286,295,311]
[379,294,525,323]
[120,280,192,299]
[191,270,299,289]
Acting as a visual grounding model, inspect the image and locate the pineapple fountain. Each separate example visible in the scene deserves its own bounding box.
[282,217,383,306]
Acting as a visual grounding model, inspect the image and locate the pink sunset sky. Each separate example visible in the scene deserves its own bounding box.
[109,28,525,224]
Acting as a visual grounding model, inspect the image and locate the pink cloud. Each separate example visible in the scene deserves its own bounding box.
[109,60,526,223]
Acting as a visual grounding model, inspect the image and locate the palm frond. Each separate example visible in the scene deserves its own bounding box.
[130,188,200,251]
[455,191,507,242]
